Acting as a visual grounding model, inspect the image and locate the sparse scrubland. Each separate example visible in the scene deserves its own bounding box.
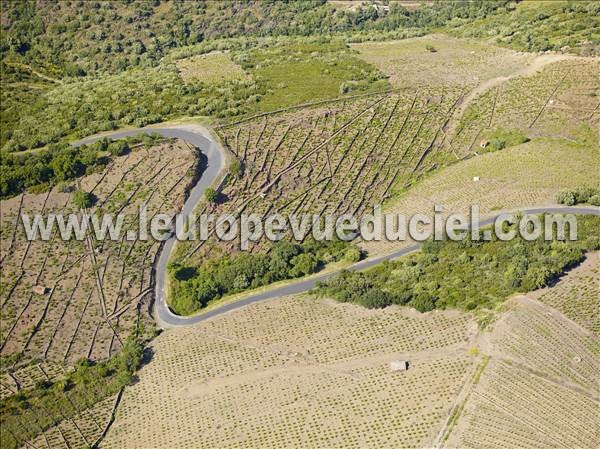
[1,1,599,448]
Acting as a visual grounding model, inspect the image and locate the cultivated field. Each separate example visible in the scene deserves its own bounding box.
[361,137,600,255]
[532,252,600,336]
[452,57,600,150]
[103,251,600,449]
[175,87,468,265]
[0,139,194,369]
[101,295,477,449]
[446,283,600,449]
[13,392,121,449]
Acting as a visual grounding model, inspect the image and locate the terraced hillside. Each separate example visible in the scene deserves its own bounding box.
[445,284,600,449]
[451,57,599,150]
[176,87,467,265]
[0,138,194,369]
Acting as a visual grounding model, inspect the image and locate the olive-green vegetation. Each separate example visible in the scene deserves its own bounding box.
[169,238,363,315]
[480,128,530,153]
[2,66,261,151]
[448,1,600,55]
[72,189,96,209]
[0,143,103,198]
[204,187,218,203]
[0,336,144,449]
[0,1,513,75]
[236,40,390,111]
[556,186,600,206]
[1,0,521,151]
[3,1,597,152]
[0,134,163,199]
[314,215,600,312]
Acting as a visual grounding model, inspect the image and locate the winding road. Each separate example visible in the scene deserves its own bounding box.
[74,125,599,329]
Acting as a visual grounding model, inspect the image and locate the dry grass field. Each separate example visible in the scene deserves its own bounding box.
[101,296,477,449]
[176,52,249,84]
[352,35,536,89]
[0,139,194,369]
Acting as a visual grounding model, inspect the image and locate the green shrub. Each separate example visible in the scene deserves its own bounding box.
[204,187,218,203]
[229,159,243,177]
[107,140,130,156]
[556,187,600,205]
[344,246,363,263]
[589,194,600,206]
[573,186,597,204]
[56,181,73,193]
[290,253,318,277]
[361,289,392,309]
[556,189,576,206]
[72,189,96,209]
[410,293,436,312]
[0,336,144,449]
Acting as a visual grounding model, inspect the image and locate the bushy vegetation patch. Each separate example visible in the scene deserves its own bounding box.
[448,1,600,55]
[169,238,363,315]
[0,336,144,449]
[0,1,514,76]
[72,189,96,209]
[3,66,261,152]
[0,134,164,199]
[556,186,600,206]
[314,215,600,312]
[480,128,530,153]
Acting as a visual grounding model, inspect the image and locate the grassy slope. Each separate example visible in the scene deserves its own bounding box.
[244,41,390,112]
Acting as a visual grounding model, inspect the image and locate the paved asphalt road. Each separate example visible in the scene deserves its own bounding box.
[73,127,599,328]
